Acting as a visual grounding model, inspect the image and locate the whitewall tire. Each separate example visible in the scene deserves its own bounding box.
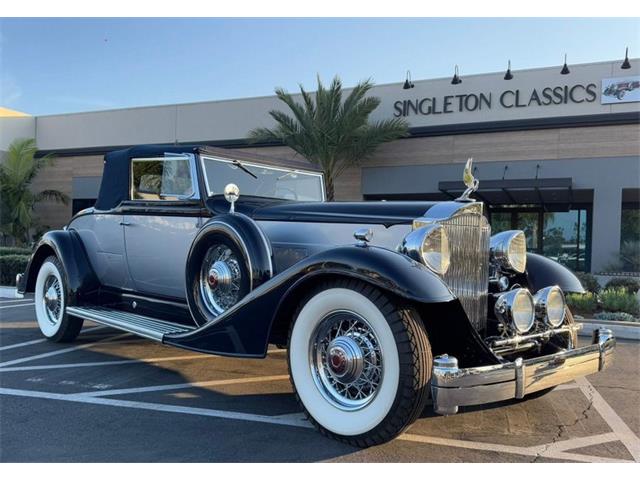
[288,279,432,447]
[34,256,83,342]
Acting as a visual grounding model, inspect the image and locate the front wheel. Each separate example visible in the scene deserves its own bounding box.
[287,279,432,447]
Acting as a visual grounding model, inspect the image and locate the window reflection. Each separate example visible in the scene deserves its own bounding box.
[490,207,589,271]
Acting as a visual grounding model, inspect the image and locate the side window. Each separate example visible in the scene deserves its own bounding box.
[131,157,196,201]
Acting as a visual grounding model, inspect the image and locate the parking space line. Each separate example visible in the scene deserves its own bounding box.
[542,432,619,453]
[80,374,291,397]
[0,332,131,368]
[577,377,640,462]
[0,383,633,462]
[0,386,311,429]
[0,302,35,309]
[0,299,30,304]
[0,353,218,372]
[0,326,106,352]
[398,432,632,463]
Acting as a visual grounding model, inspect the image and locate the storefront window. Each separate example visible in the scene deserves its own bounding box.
[620,206,640,272]
[490,207,590,271]
[542,210,587,272]
[516,212,539,251]
[491,212,511,234]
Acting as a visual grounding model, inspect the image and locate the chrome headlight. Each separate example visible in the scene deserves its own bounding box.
[494,288,535,334]
[490,230,527,273]
[534,286,566,328]
[399,224,450,275]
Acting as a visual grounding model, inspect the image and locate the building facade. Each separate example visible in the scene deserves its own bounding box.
[1,59,639,273]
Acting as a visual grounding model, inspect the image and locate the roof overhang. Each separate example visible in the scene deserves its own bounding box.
[438,177,588,208]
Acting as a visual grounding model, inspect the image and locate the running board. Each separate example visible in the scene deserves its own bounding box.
[66,306,195,342]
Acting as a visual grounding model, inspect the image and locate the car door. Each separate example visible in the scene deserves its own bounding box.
[73,212,134,290]
[123,154,204,300]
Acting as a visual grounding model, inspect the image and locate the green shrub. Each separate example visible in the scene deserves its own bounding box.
[600,288,640,316]
[567,292,598,314]
[574,271,600,293]
[0,246,31,257]
[594,311,638,323]
[605,277,640,294]
[0,254,29,286]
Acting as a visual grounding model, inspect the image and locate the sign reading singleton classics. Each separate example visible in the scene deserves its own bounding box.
[393,83,598,117]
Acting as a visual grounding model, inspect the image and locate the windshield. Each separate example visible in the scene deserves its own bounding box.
[200,155,325,202]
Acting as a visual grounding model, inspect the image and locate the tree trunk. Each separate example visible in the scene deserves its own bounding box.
[325,175,335,202]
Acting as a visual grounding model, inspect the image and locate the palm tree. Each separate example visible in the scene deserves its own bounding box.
[0,138,69,246]
[249,76,409,201]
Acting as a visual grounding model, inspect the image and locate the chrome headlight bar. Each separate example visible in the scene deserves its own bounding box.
[398,224,451,275]
[490,230,527,273]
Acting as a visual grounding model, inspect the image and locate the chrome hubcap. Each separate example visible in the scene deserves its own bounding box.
[326,336,364,383]
[42,275,62,326]
[200,244,242,315]
[310,311,383,411]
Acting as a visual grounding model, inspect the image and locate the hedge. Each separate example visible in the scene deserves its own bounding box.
[0,247,31,257]
[604,277,640,294]
[0,255,30,286]
[574,271,600,293]
[600,288,640,316]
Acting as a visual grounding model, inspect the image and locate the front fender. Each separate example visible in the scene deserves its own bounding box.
[19,230,100,304]
[165,245,455,357]
[518,253,585,294]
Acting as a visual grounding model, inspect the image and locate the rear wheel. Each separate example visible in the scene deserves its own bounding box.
[287,279,432,447]
[34,256,83,342]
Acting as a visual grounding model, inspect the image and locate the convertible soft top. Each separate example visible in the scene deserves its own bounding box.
[95,144,321,211]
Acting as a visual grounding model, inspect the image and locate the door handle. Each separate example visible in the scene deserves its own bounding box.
[120,221,132,226]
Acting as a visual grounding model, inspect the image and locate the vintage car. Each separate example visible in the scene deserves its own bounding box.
[18,145,615,447]
[603,80,640,100]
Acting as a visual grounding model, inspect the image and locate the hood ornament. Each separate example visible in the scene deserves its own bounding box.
[457,158,479,202]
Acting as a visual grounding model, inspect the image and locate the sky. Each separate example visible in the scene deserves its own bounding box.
[1,17,639,116]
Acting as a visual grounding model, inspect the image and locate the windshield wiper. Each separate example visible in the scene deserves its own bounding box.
[232,159,258,179]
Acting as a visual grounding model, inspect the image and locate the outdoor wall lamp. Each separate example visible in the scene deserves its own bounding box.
[451,65,462,85]
[560,54,570,75]
[403,70,414,90]
[621,47,631,70]
[504,60,513,80]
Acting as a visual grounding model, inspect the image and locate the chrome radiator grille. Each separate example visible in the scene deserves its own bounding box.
[440,209,491,332]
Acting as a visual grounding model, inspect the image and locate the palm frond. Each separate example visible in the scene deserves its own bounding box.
[34,190,70,205]
[246,75,408,200]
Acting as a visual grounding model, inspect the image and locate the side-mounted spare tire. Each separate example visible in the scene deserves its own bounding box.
[185,214,273,326]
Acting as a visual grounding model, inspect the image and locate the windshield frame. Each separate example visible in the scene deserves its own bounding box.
[199,154,326,202]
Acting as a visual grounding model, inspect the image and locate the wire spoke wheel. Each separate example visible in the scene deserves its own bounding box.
[310,310,383,411]
[42,273,63,326]
[35,256,83,342]
[199,244,243,315]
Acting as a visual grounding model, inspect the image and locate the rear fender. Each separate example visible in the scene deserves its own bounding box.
[19,230,100,305]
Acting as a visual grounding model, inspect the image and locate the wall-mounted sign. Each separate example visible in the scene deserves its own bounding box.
[601,76,640,104]
[393,83,598,117]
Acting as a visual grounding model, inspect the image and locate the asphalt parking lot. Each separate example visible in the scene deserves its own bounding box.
[1,296,639,463]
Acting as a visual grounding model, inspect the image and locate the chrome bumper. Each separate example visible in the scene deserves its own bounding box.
[431,328,615,415]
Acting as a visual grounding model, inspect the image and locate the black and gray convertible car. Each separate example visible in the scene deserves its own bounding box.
[18,145,615,446]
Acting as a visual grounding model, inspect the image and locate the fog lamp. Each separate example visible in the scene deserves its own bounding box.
[495,288,535,334]
[534,286,566,328]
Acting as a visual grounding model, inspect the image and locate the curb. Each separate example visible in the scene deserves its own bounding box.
[578,319,640,341]
[0,286,24,299]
